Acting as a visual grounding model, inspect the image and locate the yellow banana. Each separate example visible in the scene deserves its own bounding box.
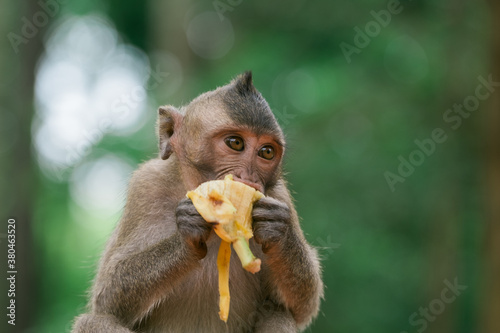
[186,174,264,322]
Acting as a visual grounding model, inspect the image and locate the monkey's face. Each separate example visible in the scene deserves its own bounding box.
[177,117,285,194]
[161,72,285,193]
[206,128,283,193]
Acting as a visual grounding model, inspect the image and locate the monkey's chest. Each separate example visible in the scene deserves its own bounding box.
[140,236,264,332]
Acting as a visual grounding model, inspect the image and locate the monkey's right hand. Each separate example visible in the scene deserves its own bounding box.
[175,197,213,259]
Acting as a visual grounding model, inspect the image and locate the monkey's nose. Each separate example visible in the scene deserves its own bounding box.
[232,176,263,193]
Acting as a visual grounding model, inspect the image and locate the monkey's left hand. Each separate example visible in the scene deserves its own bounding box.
[252,197,292,253]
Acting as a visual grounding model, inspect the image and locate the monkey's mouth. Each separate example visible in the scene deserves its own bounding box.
[231,176,263,193]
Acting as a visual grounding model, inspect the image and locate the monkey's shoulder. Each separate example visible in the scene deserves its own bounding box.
[132,157,181,185]
[127,157,185,200]
[111,157,182,245]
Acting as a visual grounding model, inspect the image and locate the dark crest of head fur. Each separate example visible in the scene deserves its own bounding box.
[234,71,257,96]
[222,71,282,137]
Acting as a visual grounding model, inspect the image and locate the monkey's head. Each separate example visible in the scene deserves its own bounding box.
[157,71,285,193]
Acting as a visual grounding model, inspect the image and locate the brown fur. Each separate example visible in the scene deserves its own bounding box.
[72,72,323,332]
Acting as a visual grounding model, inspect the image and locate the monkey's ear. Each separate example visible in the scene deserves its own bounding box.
[158,105,183,160]
[234,71,257,96]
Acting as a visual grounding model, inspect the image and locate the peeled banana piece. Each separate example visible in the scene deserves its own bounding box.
[187,174,264,272]
[186,174,264,322]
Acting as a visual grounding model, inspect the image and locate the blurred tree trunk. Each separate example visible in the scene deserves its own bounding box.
[480,1,500,332]
[426,194,458,333]
[425,2,467,333]
[148,0,193,65]
[148,0,196,103]
[0,1,43,332]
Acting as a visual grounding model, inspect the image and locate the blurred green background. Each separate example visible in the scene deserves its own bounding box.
[1,0,499,332]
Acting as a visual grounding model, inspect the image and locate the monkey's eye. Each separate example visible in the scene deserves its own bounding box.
[258,146,275,160]
[224,136,244,151]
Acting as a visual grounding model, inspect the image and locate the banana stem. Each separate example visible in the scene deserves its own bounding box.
[233,237,261,274]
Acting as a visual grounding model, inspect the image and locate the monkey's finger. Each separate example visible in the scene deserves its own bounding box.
[253,221,287,245]
[178,197,193,206]
[252,206,290,222]
[253,197,288,210]
[197,224,214,242]
[177,197,196,209]
[177,223,212,251]
[253,220,287,235]
[176,214,210,231]
[176,200,202,217]
[181,206,203,217]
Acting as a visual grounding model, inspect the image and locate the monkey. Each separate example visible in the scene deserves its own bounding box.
[72,71,323,333]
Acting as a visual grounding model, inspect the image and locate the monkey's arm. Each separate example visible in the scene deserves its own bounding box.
[253,180,324,330]
[90,160,212,328]
[92,230,203,327]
